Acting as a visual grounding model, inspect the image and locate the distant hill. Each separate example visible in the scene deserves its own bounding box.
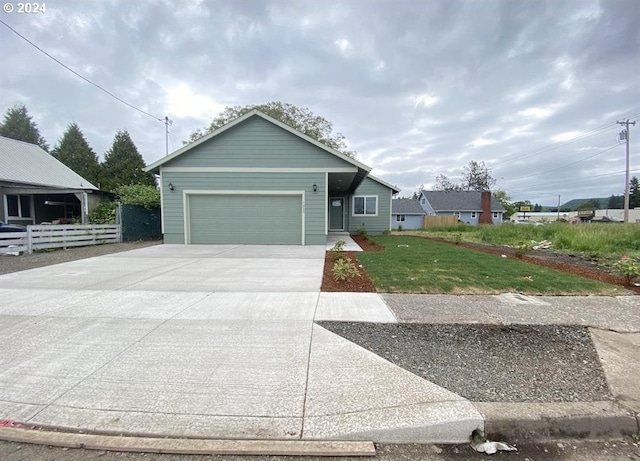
[560,197,610,210]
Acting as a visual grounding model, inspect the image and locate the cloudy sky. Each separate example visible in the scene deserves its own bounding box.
[1,0,638,205]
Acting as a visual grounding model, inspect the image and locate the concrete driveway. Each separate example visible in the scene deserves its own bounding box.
[0,244,481,443]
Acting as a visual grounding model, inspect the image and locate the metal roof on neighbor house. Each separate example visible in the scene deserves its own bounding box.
[0,136,98,190]
[421,190,505,212]
[392,198,426,214]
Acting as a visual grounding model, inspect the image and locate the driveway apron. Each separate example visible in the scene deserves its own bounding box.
[0,244,481,442]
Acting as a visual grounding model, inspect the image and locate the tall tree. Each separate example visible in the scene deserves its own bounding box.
[0,103,49,151]
[51,123,100,186]
[461,160,496,191]
[432,173,461,191]
[630,176,640,208]
[188,101,357,158]
[101,130,155,192]
[432,160,496,192]
[493,189,515,217]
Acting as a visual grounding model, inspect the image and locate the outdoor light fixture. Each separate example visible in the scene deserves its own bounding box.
[313,183,318,193]
[168,182,175,192]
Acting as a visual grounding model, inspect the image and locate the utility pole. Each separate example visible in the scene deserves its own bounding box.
[164,116,173,156]
[617,119,636,223]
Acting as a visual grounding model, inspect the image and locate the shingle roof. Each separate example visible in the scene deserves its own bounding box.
[0,136,98,190]
[421,191,505,212]
[392,198,426,214]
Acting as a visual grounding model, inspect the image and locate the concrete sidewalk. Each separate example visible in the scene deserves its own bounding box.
[0,245,480,445]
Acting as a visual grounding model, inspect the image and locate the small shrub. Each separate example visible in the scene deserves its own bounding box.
[382,229,391,236]
[611,256,640,284]
[454,233,462,245]
[329,239,346,252]
[397,225,403,232]
[357,227,368,236]
[514,241,534,258]
[332,257,360,281]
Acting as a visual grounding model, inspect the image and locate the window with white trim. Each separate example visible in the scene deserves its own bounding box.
[420,198,425,204]
[396,214,405,222]
[471,211,477,218]
[493,212,499,219]
[5,194,31,218]
[353,196,378,216]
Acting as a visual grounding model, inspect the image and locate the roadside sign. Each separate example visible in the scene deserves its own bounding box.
[520,206,531,212]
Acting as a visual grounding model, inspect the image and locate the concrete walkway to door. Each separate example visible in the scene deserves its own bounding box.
[0,244,481,443]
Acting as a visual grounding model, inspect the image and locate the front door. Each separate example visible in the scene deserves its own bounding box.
[329,198,344,231]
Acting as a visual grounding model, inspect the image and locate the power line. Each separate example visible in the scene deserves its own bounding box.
[489,112,640,169]
[0,19,164,123]
[503,144,621,182]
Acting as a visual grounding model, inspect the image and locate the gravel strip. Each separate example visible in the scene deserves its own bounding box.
[318,322,613,403]
[0,241,161,275]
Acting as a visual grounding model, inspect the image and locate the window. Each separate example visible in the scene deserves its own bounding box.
[455,212,460,218]
[493,212,499,219]
[396,214,405,222]
[6,194,31,218]
[353,196,377,216]
[471,212,477,218]
[420,198,425,204]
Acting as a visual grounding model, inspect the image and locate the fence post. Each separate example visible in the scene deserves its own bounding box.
[26,225,33,254]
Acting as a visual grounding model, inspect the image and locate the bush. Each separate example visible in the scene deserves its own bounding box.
[611,256,640,284]
[116,184,160,209]
[329,239,346,252]
[514,241,534,258]
[89,200,117,224]
[332,257,360,281]
[357,227,368,236]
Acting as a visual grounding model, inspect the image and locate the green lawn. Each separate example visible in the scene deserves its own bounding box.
[357,236,622,295]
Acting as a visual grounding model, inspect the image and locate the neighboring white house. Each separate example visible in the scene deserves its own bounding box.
[419,190,505,225]
[391,198,426,230]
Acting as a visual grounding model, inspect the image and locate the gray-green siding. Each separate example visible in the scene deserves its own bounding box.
[165,117,352,170]
[347,177,393,235]
[162,172,326,244]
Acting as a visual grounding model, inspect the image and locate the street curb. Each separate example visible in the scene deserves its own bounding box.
[475,401,640,441]
[0,427,376,457]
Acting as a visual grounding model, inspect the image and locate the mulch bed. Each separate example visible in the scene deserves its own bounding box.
[321,250,377,292]
[351,234,385,251]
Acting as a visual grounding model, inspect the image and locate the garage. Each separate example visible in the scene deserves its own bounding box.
[187,193,303,245]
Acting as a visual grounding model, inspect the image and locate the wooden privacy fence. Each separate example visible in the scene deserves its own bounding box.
[423,215,458,229]
[0,224,121,255]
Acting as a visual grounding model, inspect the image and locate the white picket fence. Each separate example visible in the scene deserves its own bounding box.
[0,224,121,255]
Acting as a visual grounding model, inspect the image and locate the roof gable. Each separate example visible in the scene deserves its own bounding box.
[420,190,505,212]
[146,110,371,173]
[0,136,98,190]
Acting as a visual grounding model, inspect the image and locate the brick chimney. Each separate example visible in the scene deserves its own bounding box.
[479,190,493,224]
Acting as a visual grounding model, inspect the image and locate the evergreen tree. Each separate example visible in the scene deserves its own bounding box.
[607,194,624,209]
[0,104,49,151]
[101,130,156,192]
[51,122,100,186]
[630,176,640,208]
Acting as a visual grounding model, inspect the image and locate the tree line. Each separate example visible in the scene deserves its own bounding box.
[0,104,155,192]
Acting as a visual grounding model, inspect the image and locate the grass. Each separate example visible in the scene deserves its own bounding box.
[357,235,622,295]
[404,222,640,259]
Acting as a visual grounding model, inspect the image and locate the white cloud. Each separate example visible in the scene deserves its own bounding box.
[164,84,224,120]
[414,93,439,108]
[551,131,583,142]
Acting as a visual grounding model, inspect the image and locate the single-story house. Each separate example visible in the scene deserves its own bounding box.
[391,198,426,230]
[145,110,399,245]
[419,190,505,224]
[0,136,99,225]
